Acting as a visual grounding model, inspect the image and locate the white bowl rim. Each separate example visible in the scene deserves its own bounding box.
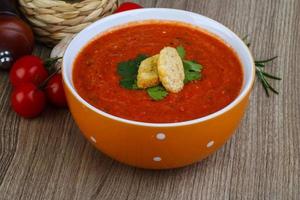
[62,8,255,128]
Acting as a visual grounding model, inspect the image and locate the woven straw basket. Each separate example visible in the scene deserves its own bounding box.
[19,0,119,45]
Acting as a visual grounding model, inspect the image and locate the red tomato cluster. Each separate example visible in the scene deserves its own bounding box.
[114,2,143,13]
[8,2,142,118]
[9,55,67,118]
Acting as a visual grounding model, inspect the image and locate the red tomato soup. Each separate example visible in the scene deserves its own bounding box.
[73,21,243,123]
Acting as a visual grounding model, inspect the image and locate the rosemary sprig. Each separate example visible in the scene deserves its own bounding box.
[243,35,281,97]
[242,35,251,47]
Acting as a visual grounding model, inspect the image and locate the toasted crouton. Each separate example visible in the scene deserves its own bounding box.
[137,55,160,89]
[157,47,185,93]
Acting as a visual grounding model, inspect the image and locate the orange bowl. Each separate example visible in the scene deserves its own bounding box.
[62,8,255,169]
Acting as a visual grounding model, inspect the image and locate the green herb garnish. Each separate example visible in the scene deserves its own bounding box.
[117,46,203,101]
[176,46,203,83]
[147,86,168,101]
[117,54,148,90]
[176,46,186,59]
[119,79,139,90]
[243,35,281,97]
[183,60,203,83]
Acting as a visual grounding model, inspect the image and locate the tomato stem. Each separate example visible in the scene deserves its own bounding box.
[44,57,62,73]
[39,67,61,89]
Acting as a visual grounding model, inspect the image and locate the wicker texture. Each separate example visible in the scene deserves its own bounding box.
[19,0,118,45]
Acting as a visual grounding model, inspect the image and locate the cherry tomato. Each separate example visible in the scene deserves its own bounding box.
[45,74,67,107]
[114,2,143,13]
[11,83,46,118]
[9,55,48,87]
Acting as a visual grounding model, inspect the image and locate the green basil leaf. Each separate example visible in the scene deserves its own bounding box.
[147,86,168,101]
[176,46,186,59]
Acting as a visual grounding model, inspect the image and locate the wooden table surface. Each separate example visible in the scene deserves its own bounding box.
[1,0,299,199]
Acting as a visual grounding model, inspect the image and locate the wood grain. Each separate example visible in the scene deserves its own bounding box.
[0,0,299,199]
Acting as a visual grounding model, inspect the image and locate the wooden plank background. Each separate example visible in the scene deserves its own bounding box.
[0,0,299,199]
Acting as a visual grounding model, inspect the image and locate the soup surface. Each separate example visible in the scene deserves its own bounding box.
[73,21,243,123]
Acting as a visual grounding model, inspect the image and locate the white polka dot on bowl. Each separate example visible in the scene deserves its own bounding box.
[90,136,97,143]
[153,157,162,162]
[156,133,166,140]
[206,141,214,148]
